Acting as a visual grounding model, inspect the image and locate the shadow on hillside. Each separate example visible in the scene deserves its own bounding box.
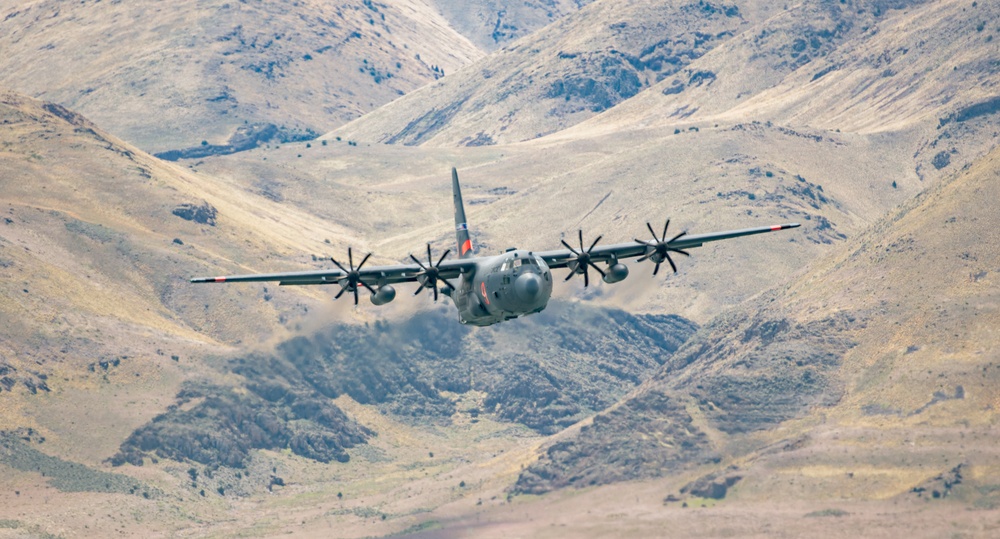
[112,300,698,470]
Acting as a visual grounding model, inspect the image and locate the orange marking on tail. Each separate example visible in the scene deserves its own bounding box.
[461,239,473,255]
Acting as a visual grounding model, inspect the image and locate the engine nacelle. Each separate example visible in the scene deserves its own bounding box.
[602,263,629,284]
[370,285,396,305]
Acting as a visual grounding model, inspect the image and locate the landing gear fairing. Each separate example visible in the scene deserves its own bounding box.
[192,169,800,326]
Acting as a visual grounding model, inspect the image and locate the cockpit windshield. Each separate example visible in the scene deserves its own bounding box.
[502,256,540,271]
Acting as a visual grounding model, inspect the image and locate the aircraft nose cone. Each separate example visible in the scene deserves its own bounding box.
[514,272,542,302]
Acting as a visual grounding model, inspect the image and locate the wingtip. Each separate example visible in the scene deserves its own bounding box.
[788,222,801,228]
[191,276,225,283]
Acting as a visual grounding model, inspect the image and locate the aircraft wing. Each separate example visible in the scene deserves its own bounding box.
[191,258,478,286]
[536,223,800,269]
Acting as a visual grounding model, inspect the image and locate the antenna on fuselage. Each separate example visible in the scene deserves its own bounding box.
[453,167,475,258]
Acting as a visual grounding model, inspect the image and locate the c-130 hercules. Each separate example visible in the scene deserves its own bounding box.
[193,168,800,326]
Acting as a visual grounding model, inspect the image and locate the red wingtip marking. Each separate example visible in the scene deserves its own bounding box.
[770,225,781,231]
[214,277,226,282]
[461,239,473,255]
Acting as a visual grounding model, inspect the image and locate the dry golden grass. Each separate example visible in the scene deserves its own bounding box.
[2,2,1000,537]
[0,0,483,152]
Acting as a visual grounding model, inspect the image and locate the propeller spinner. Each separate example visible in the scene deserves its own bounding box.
[330,247,377,305]
[410,244,456,301]
[562,229,606,287]
[635,219,691,276]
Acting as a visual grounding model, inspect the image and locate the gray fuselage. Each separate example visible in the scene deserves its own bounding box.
[447,249,553,326]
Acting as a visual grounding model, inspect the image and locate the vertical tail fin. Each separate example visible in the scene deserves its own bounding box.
[452,167,474,258]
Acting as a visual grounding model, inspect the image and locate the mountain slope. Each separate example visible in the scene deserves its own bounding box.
[515,140,1000,503]
[430,0,593,51]
[0,92,707,538]
[0,0,483,152]
[569,0,1000,176]
[329,0,785,146]
[332,0,999,179]
[112,303,697,469]
[0,89,355,467]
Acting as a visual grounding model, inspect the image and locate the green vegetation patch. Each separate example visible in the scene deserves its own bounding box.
[0,518,62,539]
[64,218,120,244]
[392,519,441,536]
[805,508,850,517]
[0,434,155,497]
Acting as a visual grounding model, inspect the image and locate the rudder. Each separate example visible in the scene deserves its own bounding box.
[452,167,474,258]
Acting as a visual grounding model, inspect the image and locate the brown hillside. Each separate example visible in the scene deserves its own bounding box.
[204,106,926,323]
[0,92,698,538]
[333,0,999,169]
[0,90,357,463]
[430,0,592,51]
[2,1,999,535]
[330,0,785,146]
[0,0,483,152]
[515,138,1000,510]
[571,0,1000,176]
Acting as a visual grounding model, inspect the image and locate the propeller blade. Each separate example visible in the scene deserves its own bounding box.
[637,255,650,262]
[653,262,661,276]
[359,280,377,295]
[560,239,581,256]
[330,257,348,274]
[409,253,428,270]
[578,230,584,252]
[587,235,602,253]
[564,270,575,281]
[668,230,687,243]
[348,247,354,270]
[433,286,439,302]
[670,248,691,257]
[440,277,457,292]
[583,266,589,287]
[413,285,424,296]
[436,249,451,267]
[335,286,347,299]
[646,222,657,241]
[426,244,433,266]
[666,253,677,274]
[353,288,359,305]
[587,260,607,277]
[356,252,372,271]
[662,219,670,242]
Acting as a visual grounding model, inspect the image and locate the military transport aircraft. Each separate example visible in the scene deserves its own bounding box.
[192,168,800,326]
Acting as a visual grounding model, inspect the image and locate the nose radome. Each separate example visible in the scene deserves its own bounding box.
[514,273,542,302]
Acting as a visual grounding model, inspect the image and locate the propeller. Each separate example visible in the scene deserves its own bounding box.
[410,244,456,301]
[330,247,377,305]
[561,229,606,287]
[635,219,691,276]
